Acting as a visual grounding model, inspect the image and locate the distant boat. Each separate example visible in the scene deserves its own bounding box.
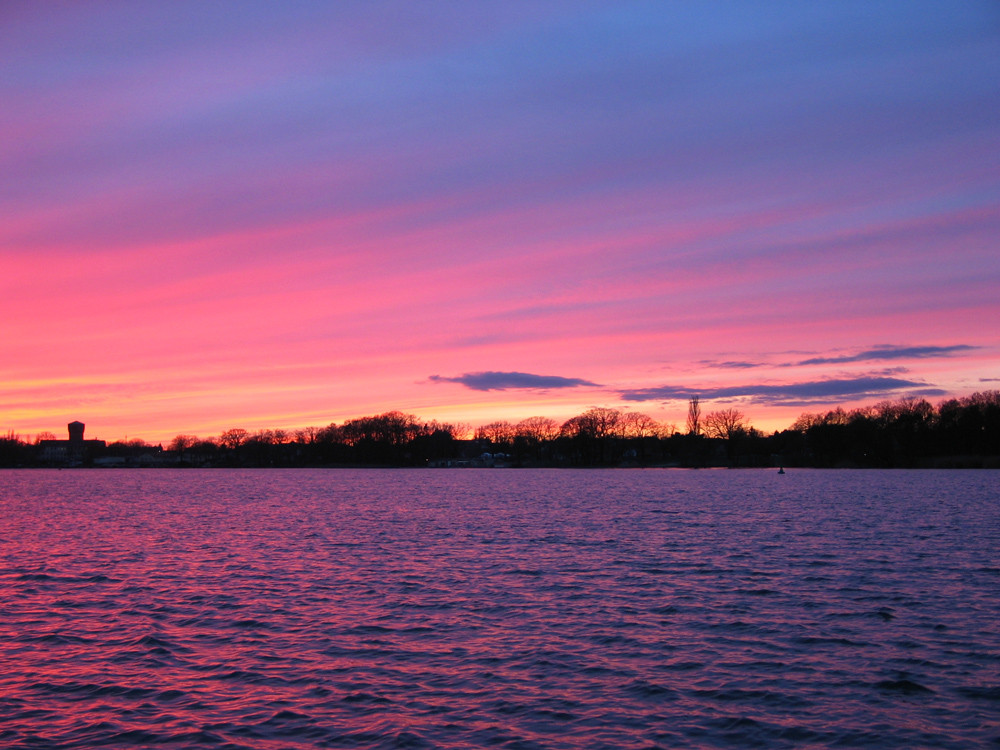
[777,466,785,474]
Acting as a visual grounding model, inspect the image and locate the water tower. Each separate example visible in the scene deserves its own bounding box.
[68,421,85,442]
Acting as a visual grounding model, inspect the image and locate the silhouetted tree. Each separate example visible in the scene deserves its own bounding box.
[293,426,321,444]
[703,408,748,441]
[620,411,660,439]
[475,420,516,450]
[560,407,622,464]
[409,421,458,463]
[508,416,559,464]
[170,435,198,453]
[791,413,822,432]
[316,423,342,443]
[0,431,31,466]
[336,412,424,463]
[703,408,750,465]
[617,411,663,464]
[516,416,560,443]
[219,428,250,450]
[686,396,701,436]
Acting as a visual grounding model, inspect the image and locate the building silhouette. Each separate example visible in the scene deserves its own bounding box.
[38,421,106,465]
[68,420,85,442]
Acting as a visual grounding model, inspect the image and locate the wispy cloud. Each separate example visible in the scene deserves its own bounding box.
[697,345,976,371]
[620,376,944,405]
[430,371,600,392]
[796,344,976,366]
[700,360,766,369]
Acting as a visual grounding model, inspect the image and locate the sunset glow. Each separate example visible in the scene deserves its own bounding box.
[3,2,998,444]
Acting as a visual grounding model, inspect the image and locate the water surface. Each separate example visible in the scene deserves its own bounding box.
[1,468,998,748]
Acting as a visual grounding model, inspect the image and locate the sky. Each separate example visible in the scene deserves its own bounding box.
[3,1,999,444]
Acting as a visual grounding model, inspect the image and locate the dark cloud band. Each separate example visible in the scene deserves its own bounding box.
[430,371,599,392]
[796,345,976,366]
[620,376,944,404]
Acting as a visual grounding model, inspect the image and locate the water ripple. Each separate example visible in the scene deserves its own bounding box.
[0,468,998,748]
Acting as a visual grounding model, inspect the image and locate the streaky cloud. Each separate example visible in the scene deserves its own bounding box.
[797,344,977,366]
[430,371,600,392]
[701,360,766,369]
[620,376,944,404]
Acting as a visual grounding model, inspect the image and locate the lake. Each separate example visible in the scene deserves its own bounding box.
[0,468,998,748]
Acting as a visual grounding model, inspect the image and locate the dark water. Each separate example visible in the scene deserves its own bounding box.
[0,469,998,749]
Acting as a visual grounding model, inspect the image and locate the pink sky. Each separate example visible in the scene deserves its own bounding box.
[2,2,998,444]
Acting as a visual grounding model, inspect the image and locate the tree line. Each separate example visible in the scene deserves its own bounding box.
[2,391,998,468]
